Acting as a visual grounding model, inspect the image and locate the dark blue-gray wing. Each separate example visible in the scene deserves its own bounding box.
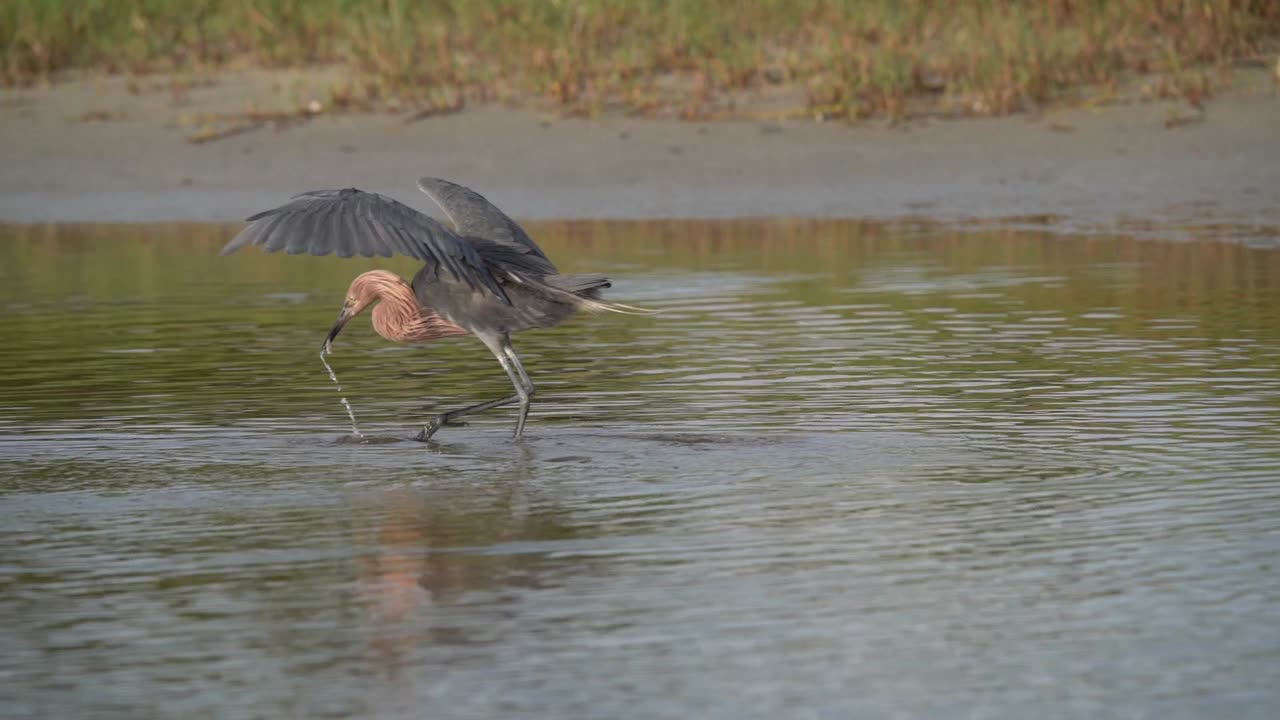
[416,177,553,264]
[220,188,509,302]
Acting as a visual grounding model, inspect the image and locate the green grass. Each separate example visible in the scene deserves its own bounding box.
[4,0,1278,120]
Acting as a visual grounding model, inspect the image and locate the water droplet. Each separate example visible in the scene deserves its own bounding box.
[320,349,362,438]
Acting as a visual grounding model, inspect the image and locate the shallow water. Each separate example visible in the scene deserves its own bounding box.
[2,221,1279,719]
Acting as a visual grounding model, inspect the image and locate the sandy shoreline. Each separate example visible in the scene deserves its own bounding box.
[1,69,1277,241]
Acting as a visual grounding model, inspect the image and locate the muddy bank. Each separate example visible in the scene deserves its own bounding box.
[0,69,1277,240]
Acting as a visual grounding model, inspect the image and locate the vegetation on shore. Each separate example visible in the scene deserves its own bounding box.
[4,1,1278,121]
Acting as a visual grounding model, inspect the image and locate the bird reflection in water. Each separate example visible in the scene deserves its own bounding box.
[352,480,531,674]
[355,489,453,674]
[357,499,434,626]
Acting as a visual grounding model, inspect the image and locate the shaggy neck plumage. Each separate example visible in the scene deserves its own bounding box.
[363,275,467,343]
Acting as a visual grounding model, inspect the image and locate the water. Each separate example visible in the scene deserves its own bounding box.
[320,348,363,439]
[1,221,1279,719]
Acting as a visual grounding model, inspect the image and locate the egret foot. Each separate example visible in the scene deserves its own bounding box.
[412,415,467,442]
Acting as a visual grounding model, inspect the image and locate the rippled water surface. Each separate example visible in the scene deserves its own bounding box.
[2,221,1279,719]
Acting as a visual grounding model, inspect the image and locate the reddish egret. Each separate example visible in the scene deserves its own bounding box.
[221,177,648,440]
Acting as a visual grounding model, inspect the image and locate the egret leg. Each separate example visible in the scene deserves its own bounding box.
[503,345,535,395]
[502,345,536,437]
[414,393,519,441]
[413,338,534,441]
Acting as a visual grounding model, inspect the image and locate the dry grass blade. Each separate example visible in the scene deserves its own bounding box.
[2,1,1277,122]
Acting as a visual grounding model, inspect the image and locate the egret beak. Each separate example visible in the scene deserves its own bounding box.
[323,301,355,353]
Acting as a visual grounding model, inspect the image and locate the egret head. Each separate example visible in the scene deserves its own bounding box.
[323,270,404,352]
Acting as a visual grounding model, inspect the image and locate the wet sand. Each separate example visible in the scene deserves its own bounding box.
[1,68,1277,238]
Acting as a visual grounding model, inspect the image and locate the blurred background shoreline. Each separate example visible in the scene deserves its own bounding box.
[1,1,1277,239]
[1,65,1276,240]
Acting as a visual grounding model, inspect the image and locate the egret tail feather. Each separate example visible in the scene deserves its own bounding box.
[575,298,660,315]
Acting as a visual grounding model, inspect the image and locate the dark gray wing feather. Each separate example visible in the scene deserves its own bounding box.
[416,177,553,265]
[466,237,559,278]
[221,188,509,302]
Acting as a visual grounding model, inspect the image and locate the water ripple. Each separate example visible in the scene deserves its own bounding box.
[1,222,1279,718]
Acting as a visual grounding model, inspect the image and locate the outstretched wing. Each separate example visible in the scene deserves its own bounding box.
[416,177,553,264]
[220,188,510,302]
